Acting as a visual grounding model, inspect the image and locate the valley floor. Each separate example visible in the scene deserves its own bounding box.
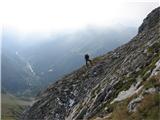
[1,93,33,120]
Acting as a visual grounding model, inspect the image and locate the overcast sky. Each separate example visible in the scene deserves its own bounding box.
[1,0,159,35]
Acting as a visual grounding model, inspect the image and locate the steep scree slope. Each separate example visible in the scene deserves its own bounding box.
[22,7,160,120]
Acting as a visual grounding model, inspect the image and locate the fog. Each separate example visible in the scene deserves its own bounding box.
[2,0,159,39]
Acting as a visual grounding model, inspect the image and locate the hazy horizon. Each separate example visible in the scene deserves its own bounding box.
[1,0,159,42]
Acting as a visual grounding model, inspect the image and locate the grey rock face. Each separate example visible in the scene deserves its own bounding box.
[128,95,143,112]
[138,7,160,33]
[22,7,160,120]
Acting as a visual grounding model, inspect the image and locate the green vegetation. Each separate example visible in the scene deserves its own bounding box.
[90,70,160,120]
[138,41,160,81]
[1,93,32,120]
[109,93,160,120]
[134,93,160,120]
[147,41,160,53]
[93,55,106,64]
[112,77,136,99]
[97,73,160,120]
[139,52,160,81]
[89,77,137,119]
[143,76,160,90]
[109,100,130,120]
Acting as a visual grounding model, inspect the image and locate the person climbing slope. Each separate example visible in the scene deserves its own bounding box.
[84,54,93,67]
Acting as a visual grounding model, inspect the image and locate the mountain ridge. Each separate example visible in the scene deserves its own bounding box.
[22,7,160,120]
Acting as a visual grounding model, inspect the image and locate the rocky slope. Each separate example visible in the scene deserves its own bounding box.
[22,7,160,120]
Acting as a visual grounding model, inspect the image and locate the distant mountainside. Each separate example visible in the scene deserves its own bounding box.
[22,7,160,120]
[2,25,136,96]
[1,52,41,96]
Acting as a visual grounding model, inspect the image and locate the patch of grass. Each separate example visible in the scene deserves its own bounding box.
[112,77,136,100]
[93,55,105,64]
[108,73,160,120]
[91,76,136,117]
[109,99,131,120]
[89,76,136,119]
[139,52,160,80]
[108,93,160,120]
[147,42,160,53]
[143,75,160,90]
[132,93,160,120]
[142,71,151,81]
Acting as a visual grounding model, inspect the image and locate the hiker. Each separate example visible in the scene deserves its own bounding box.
[84,54,92,67]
